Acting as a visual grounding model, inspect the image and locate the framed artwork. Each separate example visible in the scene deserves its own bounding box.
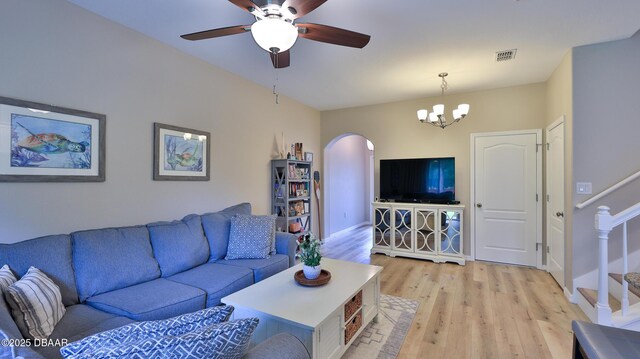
[0,96,105,182]
[154,123,210,181]
[304,151,313,162]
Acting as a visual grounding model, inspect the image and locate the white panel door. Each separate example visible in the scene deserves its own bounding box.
[546,119,565,286]
[474,132,539,266]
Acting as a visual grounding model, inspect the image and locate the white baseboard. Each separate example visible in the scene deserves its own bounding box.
[565,287,577,304]
[465,255,475,262]
[325,221,370,241]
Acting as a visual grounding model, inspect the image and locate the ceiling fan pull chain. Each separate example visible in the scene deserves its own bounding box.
[273,81,280,105]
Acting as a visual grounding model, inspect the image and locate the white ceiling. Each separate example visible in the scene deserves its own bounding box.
[67,0,640,111]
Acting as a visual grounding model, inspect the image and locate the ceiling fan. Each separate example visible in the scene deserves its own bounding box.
[180,0,371,68]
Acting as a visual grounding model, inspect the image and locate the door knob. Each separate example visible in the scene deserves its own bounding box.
[556,211,564,218]
[476,203,483,208]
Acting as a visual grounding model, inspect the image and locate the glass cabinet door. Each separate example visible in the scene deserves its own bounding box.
[439,210,462,256]
[414,208,437,255]
[373,207,391,248]
[393,208,413,252]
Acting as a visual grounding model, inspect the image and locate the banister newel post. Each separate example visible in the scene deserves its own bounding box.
[595,206,613,325]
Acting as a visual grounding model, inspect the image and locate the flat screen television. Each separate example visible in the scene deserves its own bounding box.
[380,157,455,203]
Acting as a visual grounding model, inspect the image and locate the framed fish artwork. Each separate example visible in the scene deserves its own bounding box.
[0,96,105,182]
[153,123,210,181]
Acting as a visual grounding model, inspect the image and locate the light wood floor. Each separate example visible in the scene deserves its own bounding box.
[322,225,588,359]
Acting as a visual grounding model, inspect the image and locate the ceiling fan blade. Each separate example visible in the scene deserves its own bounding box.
[228,0,265,17]
[181,25,250,41]
[297,23,371,48]
[270,50,291,68]
[282,0,327,19]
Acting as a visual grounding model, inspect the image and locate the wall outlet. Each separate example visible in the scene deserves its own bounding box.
[576,182,592,195]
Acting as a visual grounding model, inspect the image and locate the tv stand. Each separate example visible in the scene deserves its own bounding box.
[371,202,465,265]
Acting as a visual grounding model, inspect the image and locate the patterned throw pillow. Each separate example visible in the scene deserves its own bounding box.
[66,317,259,359]
[0,264,17,290]
[4,266,66,340]
[61,305,235,357]
[225,215,276,260]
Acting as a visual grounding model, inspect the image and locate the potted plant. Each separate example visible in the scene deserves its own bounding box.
[297,233,323,279]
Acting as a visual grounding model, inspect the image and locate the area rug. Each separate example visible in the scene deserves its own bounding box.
[343,294,419,359]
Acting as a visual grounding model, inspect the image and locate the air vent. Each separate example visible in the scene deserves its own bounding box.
[496,49,517,62]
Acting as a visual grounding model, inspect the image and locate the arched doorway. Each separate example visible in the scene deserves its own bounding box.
[323,133,375,240]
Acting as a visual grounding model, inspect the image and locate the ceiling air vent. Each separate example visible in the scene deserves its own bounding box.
[496,49,517,62]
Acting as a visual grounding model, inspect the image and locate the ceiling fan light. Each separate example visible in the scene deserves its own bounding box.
[458,103,470,115]
[417,109,428,122]
[251,18,298,53]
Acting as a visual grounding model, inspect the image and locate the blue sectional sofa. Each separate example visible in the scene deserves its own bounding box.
[0,203,307,359]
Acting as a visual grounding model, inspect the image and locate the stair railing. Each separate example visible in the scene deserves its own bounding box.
[577,170,640,209]
[595,202,640,324]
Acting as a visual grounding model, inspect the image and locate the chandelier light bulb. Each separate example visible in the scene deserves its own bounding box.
[251,18,298,53]
[433,104,445,116]
[417,109,428,122]
[453,109,462,120]
[458,104,470,116]
[428,112,438,122]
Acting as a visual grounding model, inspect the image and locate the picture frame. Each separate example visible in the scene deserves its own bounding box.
[0,96,106,182]
[153,123,210,181]
[304,151,313,162]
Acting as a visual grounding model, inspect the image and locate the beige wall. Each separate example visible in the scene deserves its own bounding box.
[321,83,547,255]
[572,31,640,280]
[545,50,574,289]
[325,135,372,236]
[0,0,321,243]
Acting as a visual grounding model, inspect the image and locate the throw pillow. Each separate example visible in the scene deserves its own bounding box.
[4,266,66,340]
[66,317,259,359]
[225,215,276,260]
[0,264,17,290]
[60,305,235,357]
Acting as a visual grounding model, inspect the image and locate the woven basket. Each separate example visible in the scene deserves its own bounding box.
[344,309,363,344]
[344,290,363,320]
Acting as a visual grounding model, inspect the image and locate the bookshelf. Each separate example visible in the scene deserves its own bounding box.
[272,159,312,235]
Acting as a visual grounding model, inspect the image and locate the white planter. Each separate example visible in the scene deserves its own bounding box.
[303,264,321,280]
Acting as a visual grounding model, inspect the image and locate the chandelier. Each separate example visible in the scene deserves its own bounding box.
[417,73,469,129]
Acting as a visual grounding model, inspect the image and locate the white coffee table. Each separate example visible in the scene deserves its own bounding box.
[222,258,382,359]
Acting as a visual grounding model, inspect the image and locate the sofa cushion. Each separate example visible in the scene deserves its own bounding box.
[201,202,252,261]
[5,267,66,340]
[167,263,254,307]
[35,305,134,359]
[0,234,78,306]
[49,304,133,342]
[0,291,22,341]
[86,278,206,321]
[225,215,276,260]
[65,318,259,359]
[148,214,210,277]
[60,306,234,358]
[217,254,289,282]
[72,226,161,302]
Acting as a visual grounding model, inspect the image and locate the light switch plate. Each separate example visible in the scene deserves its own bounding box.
[576,182,592,195]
